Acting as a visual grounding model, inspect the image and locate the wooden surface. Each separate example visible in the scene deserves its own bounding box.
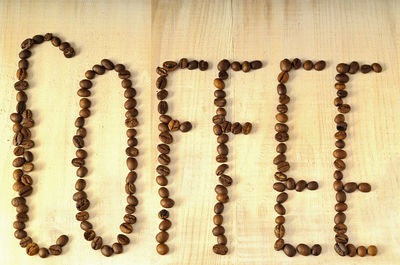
[1,0,400,264]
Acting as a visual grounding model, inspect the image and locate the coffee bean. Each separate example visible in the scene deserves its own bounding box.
[242,61,251,72]
[367,245,378,256]
[360,64,372,73]
[336,63,349,73]
[157,90,168,100]
[217,144,229,155]
[333,180,343,191]
[335,82,346,90]
[277,161,290,172]
[15,229,27,239]
[199,60,208,71]
[19,185,32,197]
[334,159,346,170]
[307,181,318,190]
[280,59,291,72]
[38,247,49,258]
[32,35,44,44]
[231,122,242,134]
[101,245,113,257]
[335,73,349,83]
[371,63,382,73]
[156,76,167,89]
[274,203,286,215]
[212,225,225,236]
[335,233,348,244]
[313,60,326,71]
[101,59,114,70]
[73,135,84,148]
[231,61,241,71]
[283,244,296,257]
[157,144,170,155]
[217,59,230,71]
[273,183,286,192]
[286,178,295,190]
[214,78,225,89]
[276,143,287,154]
[19,49,31,59]
[16,213,29,222]
[311,244,322,256]
[20,236,32,247]
[120,222,133,234]
[346,244,356,257]
[250,60,262,69]
[348,61,359,74]
[26,242,39,256]
[274,239,285,251]
[335,202,348,212]
[275,113,288,123]
[334,212,346,224]
[336,191,346,202]
[76,198,90,211]
[274,172,287,181]
[242,122,252,134]
[159,219,172,231]
[187,60,198,70]
[160,198,175,208]
[295,180,307,191]
[16,204,29,213]
[112,243,123,254]
[158,101,168,114]
[334,242,348,256]
[92,64,105,75]
[274,224,285,238]
[337,90,348,98]
[277,71,289,83]
[213,244,228,255]
[115,234,130,245]
[13,221,25,230]
[277,84,287,95]
[157,243,169,255]
[344,182,357,193]
[90,236,102,250]
[291,58,301,69]
[159,131,173,144]
[16,68,27,80]
[219,174,232,187]
[356,246,367,257]
[124,214,137,224]
[163,61,178,71]
[358,182,371,192]
[296,244,311,256]
[63,47,75,58]
[14,80,29,91]
[178,58,188,69]
[334,223,347,234]
[303,60,313,70]
[21,38,34,49]
[180,121,192,132]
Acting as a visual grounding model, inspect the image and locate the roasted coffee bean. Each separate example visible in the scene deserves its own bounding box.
[334,243,348,256]
[273,183,286,192]
[333,180,343,191]
[158,101,168,114]
[231,61,241,71]
[178,58,188,69]
[371,63,382,73]
[157,144,170,154]
[91,236,103,250]
[297,244,311,256]
[21,38,34,49]
[199,60,208,71]
[38,247,49,258]
[112,243,123,254]
[26,242,39,256]
[274,172,287,181]
[160,198,175,208]
[274,239,285,251]
[124,214,137,224]
[276,216,285,225]
[16,204,29,213]
[336,191,346,202]
[334,97,343,106]
[20,236,32,247]
[335,73,349,83]
[187,60,198,70]
[218,71,228,80]
[367,245,378,256]
[15,229,27,239]
[333,149,347,159]
[216,164,228,176]
[277,84,287,95]
[156,76,167,89]
[92,64,105,75]
[180,121,192,132]
[14,80,29,91]
[213,244,228,255]
[76,198,90,211]
[32,35,44,44]
[117,234,130,245]
[295,180,307,191]
[250,60,262,69]
[335,233,348,244]
[334,212,346,224]
[120,222,133,234]
[357,246,367,257]
[286,178,295,190]
[347,244,356,257]
[334,223,347,234]
[214,90,225,98]
[156,176,168,186]
[277,71,289,83]
[311,244,322,256]
[360,64,372,73]
[16,68,27,80]
[11,196,26,207]
[242,61,251,72]
[19,49,31,59]
[335,131,347,140]
[77,88,90,97]
[314,60,326,71]
[217,59,230,71]
[335,202,348,212]
[344,182,357,193]
[219,175,232,186]
[49,245,62,256]
[217,144,229,155]
[156,165,170,176]
[13,221,25,230]
[276,143,287,153]
[114,64,125,72]
[334,159,346,170]
[280,59,291,72]
[274,203,286,215]
[337,90,348,98]
[283,244,296,257]
[358,182,371,192]
[292,58,301,69]
[163,61,178,71]
[73,135,84,148]
[242,122,252,135]
[221,121,231,133]
[277,161,290,172]
[118,69,131,79]
[83,229,96,241]
[273,154,286,165]
[214,98,226,107]
[101,59,114,70]
[231,122,242,134]
[212,226,225,236]
[216,193,229,203]
[159,131,173,144]
[307,181,318,190]
[101,245,113,257]
[303,60,313,70]
[19,185,33,197]
[214,78,225,89]
[279,94,290,104]
[348,61,359,74]
[16,213,29,222]
[275,113,288,123]
[335,82,346,90]
[275,123,288,133]
[157,90,168,100]
[63,47,75,58]
[336,63,349,74]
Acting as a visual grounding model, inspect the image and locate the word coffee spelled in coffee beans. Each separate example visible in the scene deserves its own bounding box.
[212,59,261,255]
[332,62,381,257]
[72,59,139,257]
[10,33,73,257]
[273,58,323,257]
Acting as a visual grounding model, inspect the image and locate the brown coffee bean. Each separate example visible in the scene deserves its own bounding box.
[295,180,307,191]
[180,121,192,132]
[276,143,287,153]
[274,203,286,215]
[101,245,113,257]
[15,229,27,239]
[16,213,29,222]
[159,219,172,231]
[335,73,349,83]
[334,212,346,224]
[277,161,290,172]
[242,61,251,72]
[286,178,295,190]
[212,226,225,236]
[360,64,372,74]
[334,243,348,256]
[274,239,285,251]
[21,38,34,49]
[231,122,242,134]
[187,60,198,70]
[314,60,326,71]
[333,180,343,191]
[348,61,359,74]
[273,154,286,165]
[371,63,382,73]
[307,181,318,190]
[155,231,169,243]
[230,61,241,71]
[38,247,49,258]
[336,191,346,202]
[277,71,289,83]
[335,233,348,244]
[120,222,133,234]
[19,185,33,197]
[214,98,226,107]
[303,60,313,70]
[347,244,356,257]
[275,123,288,133]
[77,88,91,97]
[334,159,346,171]
[163,61,178,71]
[16,68,27,80]
[336,63,349,73]
[217,144,229,155]
[213,244,228,255]
[335,202,348,212]
[276,113,288,123]
[156,76,167,89]
[76,198,90,211]
[358,182,371,192]
[160,198,174,208]
[250,60,262,69]
[90,236,102,250]
[344,182,357,193]
[221,121,231,133]
[112,243,123,254]
[26,242,39,256]
[357,246,367,257]
[334,223,347,234]
[214,78,225,89]
[216,193,229,203]
[280,59,292,72]
[219,175,232,186]
[274,224,285,238]
[101,59,114,70]
[199,60,208,71]
[159,131,173,144]
[297,244,311,256]
[19,49,31,59]
[283,244,296,257]
[178,58,188,69]
[367,245,378,256]
[274,172,287,181]
[311,244,322,256]
[242,122,252,134]
[158,101,168,114]
[92,64,105,75]
[273,183,286,192]
[292,58,301,69]
[217,59,230,71]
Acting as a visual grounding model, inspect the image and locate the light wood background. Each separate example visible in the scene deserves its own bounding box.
[0,0,399,264]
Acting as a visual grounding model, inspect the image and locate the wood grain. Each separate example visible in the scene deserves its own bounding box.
[1,0,400,264]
